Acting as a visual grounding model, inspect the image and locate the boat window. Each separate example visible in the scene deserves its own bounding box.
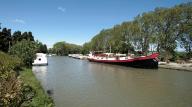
[39,58,41,61]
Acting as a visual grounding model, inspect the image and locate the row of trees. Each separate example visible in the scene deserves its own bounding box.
[49,41,82,56]
[82,2,192,61]
[0,28,34,52]
[0,25,48,66]
[0,27,48,54]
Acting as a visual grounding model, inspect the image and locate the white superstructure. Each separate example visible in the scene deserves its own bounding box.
[32,53,48,66]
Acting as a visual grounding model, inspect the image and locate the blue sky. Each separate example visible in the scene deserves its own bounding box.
[0,0,190,48]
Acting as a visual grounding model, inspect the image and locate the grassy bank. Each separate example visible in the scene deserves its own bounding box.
[20,68,54,107]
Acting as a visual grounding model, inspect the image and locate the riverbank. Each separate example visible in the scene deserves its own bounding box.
[159,62,192,72]
[20,68,54,106]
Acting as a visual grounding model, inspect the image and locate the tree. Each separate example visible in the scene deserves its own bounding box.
[12,31,34,46]
[9,40,38,66]
[82,42,91,54]
[35,41,48,53]
[0,28,12,52]
[135,12,156,55]
[12,31,22,45]
[52,41,67,55]
[178,3,192,57]
[51,41,82,55]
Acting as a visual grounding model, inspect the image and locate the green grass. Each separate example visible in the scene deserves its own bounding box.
[20,68,54,107]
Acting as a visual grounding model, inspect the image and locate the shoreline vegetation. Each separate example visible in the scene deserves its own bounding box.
[20,68,53,106]
[48,2,192,65]
[0,52,54,106]
[0,2,192,106]
[0,22,53,106]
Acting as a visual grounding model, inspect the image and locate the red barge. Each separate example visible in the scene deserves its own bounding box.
[87,52,159,69]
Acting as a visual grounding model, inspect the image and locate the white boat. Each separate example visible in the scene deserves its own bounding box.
[32,53,48,66]
[68,54,88,60]
[47,54,52,57]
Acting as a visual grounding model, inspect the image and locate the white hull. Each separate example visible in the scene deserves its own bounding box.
[32,63,48,66]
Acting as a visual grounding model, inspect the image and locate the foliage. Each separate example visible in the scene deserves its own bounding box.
[9,40,38,67]
[0,28,11,52]
[86,2,192,61]
[52,41,67,55]
[0,25,48,65]
[36,40,48,53]
[0,28,35,53]
[0,51,21,72]
[81,42,91,54]
[20,68,54,107]
[0,52,53,106]
[177,3,192,53]
[0,52,22,106]
[12,31,34,45]
[0,71,23,107]
[51,41,82,55]
[0,24,48,65]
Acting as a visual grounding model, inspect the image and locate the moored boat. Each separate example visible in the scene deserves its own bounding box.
[69,54,88,60]
[87,52,159,68]
[32,53,48,66]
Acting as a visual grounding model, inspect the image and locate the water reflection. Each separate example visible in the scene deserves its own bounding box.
[32,66,48,89]
[32,56,192,107]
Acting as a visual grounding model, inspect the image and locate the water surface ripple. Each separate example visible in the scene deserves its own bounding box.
[32,56,192,107]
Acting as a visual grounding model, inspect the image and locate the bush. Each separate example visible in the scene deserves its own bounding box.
[170,52,192,61]
[9,40,38,67]
[0,51,21,71]
[20,69,54,107]
[0,52,53,106]
[0,71,23,106]
[0,52,23,106]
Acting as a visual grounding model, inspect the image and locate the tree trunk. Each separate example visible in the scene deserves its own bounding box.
[165,50,170,63]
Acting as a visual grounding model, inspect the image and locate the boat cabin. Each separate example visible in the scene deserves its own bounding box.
[32,53,48,66]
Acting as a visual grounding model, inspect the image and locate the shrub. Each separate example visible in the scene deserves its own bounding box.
[0,51,21,71]
[0,52,37,106]
[9,40,38,67]
[0,71,23,106]
[0,52,23,106]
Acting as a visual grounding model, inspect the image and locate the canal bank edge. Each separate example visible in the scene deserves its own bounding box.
[20,68,54,106]
[159,62,192,72]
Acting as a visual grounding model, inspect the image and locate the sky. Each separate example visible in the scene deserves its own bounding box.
[0,0,190,48]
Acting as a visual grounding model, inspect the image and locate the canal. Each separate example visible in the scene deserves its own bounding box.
[32,56,192,107]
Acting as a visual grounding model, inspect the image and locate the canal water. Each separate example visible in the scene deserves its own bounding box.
[32,56,192,107]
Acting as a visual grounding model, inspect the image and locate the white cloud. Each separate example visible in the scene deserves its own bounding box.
[12,19,26,24]
[57,6,66,12]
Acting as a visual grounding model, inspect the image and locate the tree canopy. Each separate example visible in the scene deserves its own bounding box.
[82,2,192,61]
[50,41,82,56]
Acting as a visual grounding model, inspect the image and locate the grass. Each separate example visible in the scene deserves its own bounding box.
[20,68,54,107]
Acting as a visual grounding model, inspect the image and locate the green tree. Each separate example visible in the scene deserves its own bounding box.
[12,31,34,46]
[36,41,48,53]
[52,41,82,55]
[52,41,67,55]
[12,31,22,45]
[9,40,38,66]
[0,28,12,52]
[82,42,91,54]
[177,3,192,58]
